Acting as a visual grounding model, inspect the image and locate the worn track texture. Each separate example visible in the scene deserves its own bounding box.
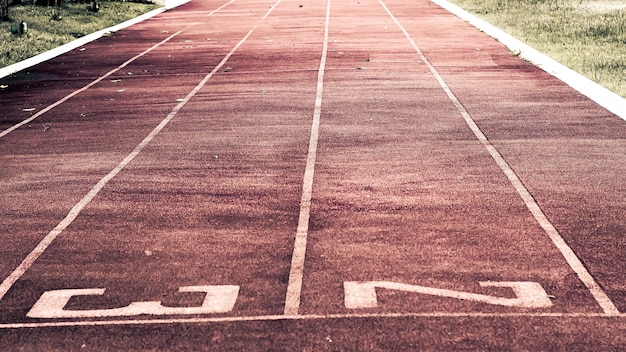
[1,0,625,350]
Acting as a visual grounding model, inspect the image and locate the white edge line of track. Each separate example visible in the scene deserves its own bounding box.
[283,0,332,316]
[378,0,621,316]
[1,311,625,329]
[0,0,280,302]
[0,31,182,139]
[431,0,626,122]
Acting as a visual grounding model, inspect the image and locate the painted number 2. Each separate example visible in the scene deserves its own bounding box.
[27,285,240,319]
[344,281,553,309]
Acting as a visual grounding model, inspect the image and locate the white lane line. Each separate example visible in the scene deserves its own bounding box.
[0,31,180,139]
[283,0,332,316]
[0,0,282,302]
[0,0,235,139]
[207,0,235,16]
[1,311,625,329]
[379,0,621,316]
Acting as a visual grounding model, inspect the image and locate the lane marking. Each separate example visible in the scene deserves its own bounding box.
[207,0,235,16]
[344,281,552,309]
[27,286,239,318]
[432,0,626,121]
[2,311,625,329]
[283,0,332,316]
[379,0,621,316]
[0,0,282,302]
[0,0,235,139]
[0,31,180,139]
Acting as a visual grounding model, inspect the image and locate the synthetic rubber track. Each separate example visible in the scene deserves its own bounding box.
[1,0,626,349]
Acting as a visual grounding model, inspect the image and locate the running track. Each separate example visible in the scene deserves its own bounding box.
[1,0,626,349]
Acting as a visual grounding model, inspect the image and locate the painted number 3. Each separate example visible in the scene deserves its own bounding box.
[27,285,240,319]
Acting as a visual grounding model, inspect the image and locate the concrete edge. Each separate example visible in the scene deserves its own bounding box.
[431,0,626,122]
[0,0,191,80]
[154,0,191,10]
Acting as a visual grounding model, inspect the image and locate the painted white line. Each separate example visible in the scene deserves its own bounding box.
[0,31,182,139]
[0,0,282,302]
[1,311,625,329]
[0,0,235,139]
[207,0,235,16]
[379,0,621,316]
[283,0,332,316]
[431,0,626,121]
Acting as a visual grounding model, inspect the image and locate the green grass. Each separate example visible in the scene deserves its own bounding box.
[1,1,160,68]
[448,0,626,98]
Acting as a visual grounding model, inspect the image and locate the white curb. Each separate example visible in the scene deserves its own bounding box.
[432,0,626,121]
[0,0,191,79]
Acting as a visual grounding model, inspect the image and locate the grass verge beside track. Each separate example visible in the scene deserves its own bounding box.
[0,1,160,68]
[448,0,626,98]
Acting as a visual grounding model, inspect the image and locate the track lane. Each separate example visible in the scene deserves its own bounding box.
[380,0,626,313]
[0,3,185,132]
[297,0,614,316]
[0,0,246,280]
[380,0,617,314]
[0,0,282,308]
[0,0,331,322]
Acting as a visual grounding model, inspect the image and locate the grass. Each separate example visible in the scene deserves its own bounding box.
[1,1,160,68]
[447,0,626,98]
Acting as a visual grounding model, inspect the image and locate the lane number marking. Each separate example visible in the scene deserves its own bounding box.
[344,281,552,309]
[26,285,239,319]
